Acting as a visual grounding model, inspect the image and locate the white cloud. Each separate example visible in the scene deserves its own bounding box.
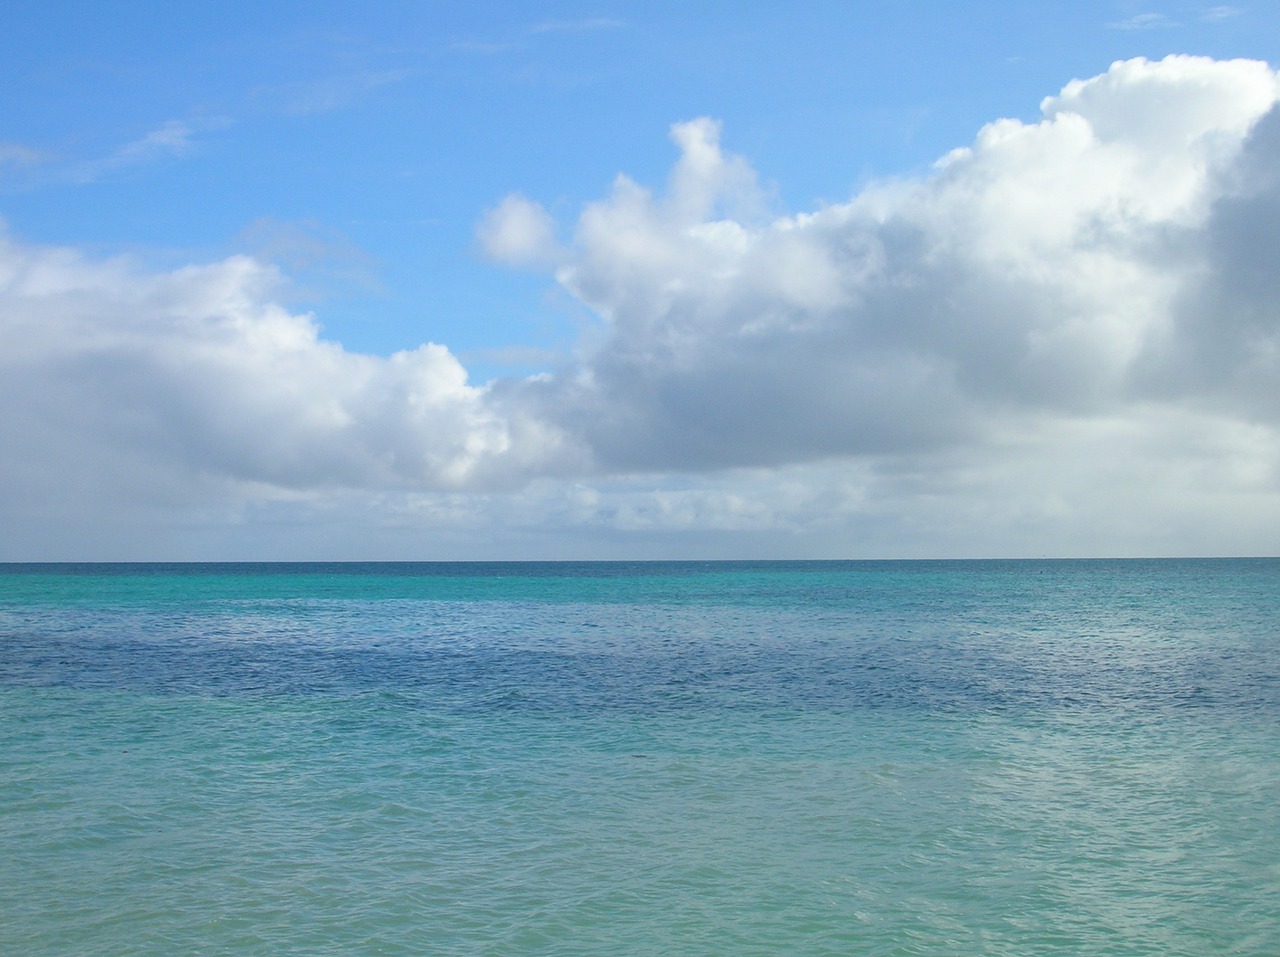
[497,55,1280,553]
[509,58,1276,479]
[4,55,1280,557]
[476,194,565,268]
[0,236,578,522]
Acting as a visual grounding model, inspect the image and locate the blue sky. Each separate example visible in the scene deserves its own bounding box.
[3,2,1279,558]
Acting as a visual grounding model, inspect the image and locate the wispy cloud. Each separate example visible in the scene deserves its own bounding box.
[67,118,227,184]
[261,67,422,115]
[450,17,626,58]
[111,120,196,164]
[530,18,626,34]
[1107,12,1179,29]
[236,217,383,297]
[0,118,228,189]
[448,38,520,55]
[1201,5,1243,20]
[0,143,47,170]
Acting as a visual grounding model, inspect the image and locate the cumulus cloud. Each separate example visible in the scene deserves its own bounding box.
[0,236,576,517]
[477,193,564,268]
[4,55,1280,557]
[497,56,1279,486]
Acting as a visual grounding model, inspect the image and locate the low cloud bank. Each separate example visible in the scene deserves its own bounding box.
[4,55,1280,555]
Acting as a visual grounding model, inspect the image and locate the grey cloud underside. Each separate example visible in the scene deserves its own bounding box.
[1139,104,1280,418]
[535,217,1138,472]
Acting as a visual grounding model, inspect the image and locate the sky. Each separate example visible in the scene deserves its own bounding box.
[2,1,1279,560]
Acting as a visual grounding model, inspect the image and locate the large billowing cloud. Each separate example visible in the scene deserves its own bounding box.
[4,55,1280,556]
[493,55,1280,473]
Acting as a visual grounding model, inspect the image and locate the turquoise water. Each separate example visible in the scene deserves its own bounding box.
[2,560,1278,955]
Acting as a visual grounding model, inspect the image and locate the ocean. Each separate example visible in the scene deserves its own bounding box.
[2,559,1277,955]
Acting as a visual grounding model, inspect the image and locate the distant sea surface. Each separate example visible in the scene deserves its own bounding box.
[2,559,1278,956]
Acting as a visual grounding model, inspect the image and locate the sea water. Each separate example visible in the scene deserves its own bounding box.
[1,559,1277,955]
